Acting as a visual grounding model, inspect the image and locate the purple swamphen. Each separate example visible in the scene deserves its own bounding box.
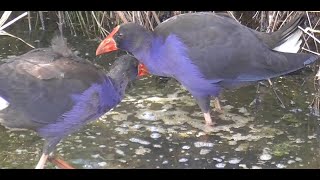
[0,36,145,169]
[96,12,319,126]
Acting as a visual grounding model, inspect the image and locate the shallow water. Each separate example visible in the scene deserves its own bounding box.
[0,14,320,169]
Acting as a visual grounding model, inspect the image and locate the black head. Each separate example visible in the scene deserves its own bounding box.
[108,54,139,82]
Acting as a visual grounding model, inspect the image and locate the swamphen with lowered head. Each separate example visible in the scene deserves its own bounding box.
[0,36,145,169]
[96,12,319,126]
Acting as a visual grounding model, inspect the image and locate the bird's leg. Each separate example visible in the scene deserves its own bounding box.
[193,94,216,126]
[213,97,223,113]
[35,153,48,169]
[203,112,215,126]
[250,82,262,108]
[48,156,75,169]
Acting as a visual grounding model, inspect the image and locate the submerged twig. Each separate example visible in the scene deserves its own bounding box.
[27,11,32,32]
[39,11,45,30]
[57,11,64,37]
[268,79,286,109]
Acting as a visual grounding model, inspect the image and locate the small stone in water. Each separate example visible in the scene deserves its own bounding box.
[212,158,222,162]
[135,147,151,155]
[196,132,206,137]
[295,157,302,162]
[150,133,161,139]
[118,143,128,147]
[288,160,295,164]
[228,158,241,164]
[215,163,226,168]
[276,163,286,168]
[182,145,191,150]
[91,154,100,158]
[239,164,248,169]
[274,120,280,124]
[99,145,106,148]
[114,127,128,134]
[307,134,316,139]
[148,126,157,131]
[223,105,234,110]
[141,112,156,121]
[295,138,304,143]
[228,141,237,145]
[260,154,272,161]
[98,162,107,166]
[153,144,162,148]
[83,164,93,169]
[162,160,168,164]
[200,149,211,155]
[129,138,150,145]
[115,149,125,156]
[252,166,262,169]
[179,158,188,163]
[15,149,27,154]
[19,134,25,138]
[238,107,248,114]
[194,141,214,148]
[132,124,142,129]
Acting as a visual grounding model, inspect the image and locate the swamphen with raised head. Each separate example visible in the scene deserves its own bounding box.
[0,36,144,169]
[96,12,319,126]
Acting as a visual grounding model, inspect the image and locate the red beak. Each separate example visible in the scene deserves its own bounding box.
[96,25,120,56]
[138,63,149,77]
[97,26,148,77]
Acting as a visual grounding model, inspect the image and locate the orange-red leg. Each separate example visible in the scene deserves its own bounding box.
[48,156,75,169]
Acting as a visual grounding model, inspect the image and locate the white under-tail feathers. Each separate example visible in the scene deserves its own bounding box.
[273,28,303,53]
[0,96,9,111]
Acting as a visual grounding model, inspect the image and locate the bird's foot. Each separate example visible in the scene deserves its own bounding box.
[213,98,224,113]
[204,112,216,126]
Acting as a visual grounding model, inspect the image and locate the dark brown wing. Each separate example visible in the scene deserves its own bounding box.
[0,48,106,129]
